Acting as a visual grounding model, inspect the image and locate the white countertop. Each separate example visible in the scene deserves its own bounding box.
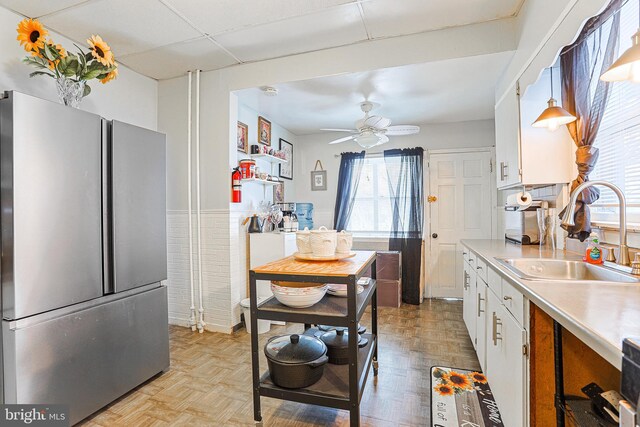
[460,239,640,370]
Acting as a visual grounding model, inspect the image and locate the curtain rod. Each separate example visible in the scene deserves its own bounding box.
[334,151,384,158]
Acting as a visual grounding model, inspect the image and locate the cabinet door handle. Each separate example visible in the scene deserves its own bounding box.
[500,162,509,181]
[503,296,512,301]
[477,265,483,271]
[492,312,503,346]
[477,293,484,317]
[463,271,469,290]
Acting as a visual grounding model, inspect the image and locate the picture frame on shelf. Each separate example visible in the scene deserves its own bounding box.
[258,116,271,146]
[279,138,293,180]
[273,181,285,203]
[237,121,249,153]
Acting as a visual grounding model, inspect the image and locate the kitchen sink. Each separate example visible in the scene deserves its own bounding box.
[495,258,640,283]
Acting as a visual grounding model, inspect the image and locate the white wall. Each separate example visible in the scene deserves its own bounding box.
[295,120,496,228]
[0,6,157,129]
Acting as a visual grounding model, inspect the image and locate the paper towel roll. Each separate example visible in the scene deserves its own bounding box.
[506,191,533,211]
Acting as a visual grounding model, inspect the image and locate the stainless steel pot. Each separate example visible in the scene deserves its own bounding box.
[264,334,328,389]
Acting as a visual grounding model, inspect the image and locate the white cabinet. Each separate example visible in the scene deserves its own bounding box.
[486,290,527,427]
[494,72,574,190]
[476,279,488,371]
[462,254,477,348]
[495,82,522,189]
[249,232,297,299]
[461,244,529,426]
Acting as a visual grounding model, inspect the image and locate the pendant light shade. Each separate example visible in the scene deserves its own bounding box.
[601,30,640,82]
[532,67,576,131]
[532,98,577,130]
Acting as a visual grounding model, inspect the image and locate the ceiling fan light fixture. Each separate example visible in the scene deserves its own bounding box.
[355,132,380,149]
[601,30,640,82]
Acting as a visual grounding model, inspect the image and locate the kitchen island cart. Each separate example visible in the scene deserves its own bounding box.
[249,250,378,426]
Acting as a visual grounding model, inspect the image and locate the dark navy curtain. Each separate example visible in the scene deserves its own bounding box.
[333,151,366,231]
[384,147,424,305]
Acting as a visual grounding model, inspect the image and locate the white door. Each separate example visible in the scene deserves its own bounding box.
[428,151,493,298]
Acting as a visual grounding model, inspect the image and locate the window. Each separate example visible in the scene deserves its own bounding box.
[590,0,640,224]
[346,156,393,237]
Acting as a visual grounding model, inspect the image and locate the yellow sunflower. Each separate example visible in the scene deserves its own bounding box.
[470,372,488,384]
[87,35,114,67]
[434,383,455,396]
[443,371,473,390]
[100,64,118,84]
[16,18,48,53]
[46,39,67,58]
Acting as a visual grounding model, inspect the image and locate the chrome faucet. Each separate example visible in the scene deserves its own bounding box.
[561,180,631,266]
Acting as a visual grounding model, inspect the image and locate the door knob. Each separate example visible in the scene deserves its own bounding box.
[427,195,438,203]
[432,233,438,238]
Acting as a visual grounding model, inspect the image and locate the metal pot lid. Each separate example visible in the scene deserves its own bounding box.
[264,334,327,364]
[318,324,366,334]
[320,328,349,348]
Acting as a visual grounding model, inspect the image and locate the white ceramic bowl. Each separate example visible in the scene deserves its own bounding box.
[270,283,328,308]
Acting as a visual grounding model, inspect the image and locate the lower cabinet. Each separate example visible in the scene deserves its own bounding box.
[462,258,477,347]
[461,245,529,426]
[476,280,488,372]
[486,289,528,427]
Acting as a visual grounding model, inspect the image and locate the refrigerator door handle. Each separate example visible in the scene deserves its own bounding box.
[102,119,114,295]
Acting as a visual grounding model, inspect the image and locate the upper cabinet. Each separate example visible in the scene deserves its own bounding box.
[495,70,574,190]
[495,82,522,188]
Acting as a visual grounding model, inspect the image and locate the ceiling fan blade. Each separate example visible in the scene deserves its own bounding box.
[328,135,356,145]
[320,128,357,133]
[384,125,420,136]
[363,115,392,129]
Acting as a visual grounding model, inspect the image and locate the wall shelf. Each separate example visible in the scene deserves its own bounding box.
[251,153,288,164]
[241,178,281,186]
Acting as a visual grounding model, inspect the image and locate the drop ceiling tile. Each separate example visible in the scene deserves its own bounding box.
[0,0,90,18]
[361,0,522,39]
[119,37,238,79]
[40,0,201,56]
[164,0,355,36]
[214,4,367,62]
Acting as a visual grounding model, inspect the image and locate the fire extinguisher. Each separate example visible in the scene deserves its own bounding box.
[232,167,242,203]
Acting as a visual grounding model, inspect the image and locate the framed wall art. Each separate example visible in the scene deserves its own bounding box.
[237,121,249,153]
[279,138,293,180]
[258,116,271,146]
[310,160,327,191]
[273,181,285,203]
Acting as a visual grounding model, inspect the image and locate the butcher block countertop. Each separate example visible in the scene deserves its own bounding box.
[461,239,640,370]
[252,250,376,278]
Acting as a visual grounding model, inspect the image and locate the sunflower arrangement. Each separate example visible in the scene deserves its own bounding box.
[432,368,487,396]
[17,18,118,101]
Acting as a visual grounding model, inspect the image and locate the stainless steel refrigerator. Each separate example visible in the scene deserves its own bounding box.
[0,91,170,424]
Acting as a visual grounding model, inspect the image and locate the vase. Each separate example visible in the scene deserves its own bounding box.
[55,77,85,108]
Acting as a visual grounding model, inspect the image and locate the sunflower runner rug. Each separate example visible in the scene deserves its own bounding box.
[430,366,504,427]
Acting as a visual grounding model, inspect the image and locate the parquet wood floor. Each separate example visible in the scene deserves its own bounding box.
[79,299,479,426]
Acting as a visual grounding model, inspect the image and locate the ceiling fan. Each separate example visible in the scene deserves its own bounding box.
[323,101,420,148]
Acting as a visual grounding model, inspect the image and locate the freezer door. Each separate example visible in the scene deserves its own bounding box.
[111,120,167,292]
[0,92,104,320]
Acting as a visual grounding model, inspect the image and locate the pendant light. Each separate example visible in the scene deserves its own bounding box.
[601,2,640,82]
[532,66,577,131]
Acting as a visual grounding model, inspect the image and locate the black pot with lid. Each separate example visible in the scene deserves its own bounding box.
[319,328,368,365]
[264,334,328,389]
